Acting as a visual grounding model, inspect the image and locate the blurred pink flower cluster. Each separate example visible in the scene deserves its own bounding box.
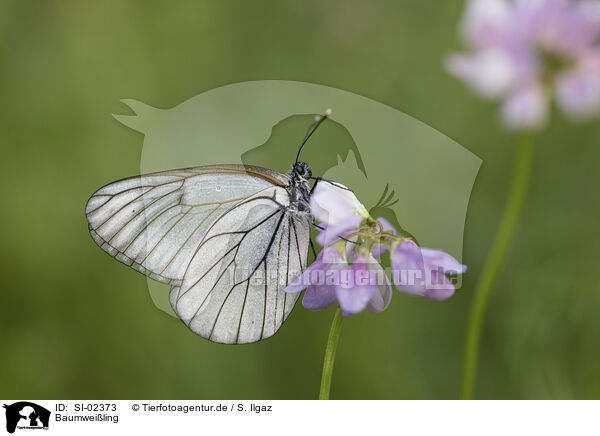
[447,0,600,129]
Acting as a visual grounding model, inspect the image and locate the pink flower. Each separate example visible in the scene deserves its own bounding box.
[447,0,600,129]
[391,241,467,301]
[284,248,392,317]
[288,181,467,316]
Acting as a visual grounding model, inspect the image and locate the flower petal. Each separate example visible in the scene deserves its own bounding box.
[391,242,427,295]
[424,271,457,301]
[391,242,465,299]
[283,267,313,294]
[367,261,393,313]
[391,241,422,269]
[515,0,600,54]
[555,52,600,119]
[315,215,362,247]
[310,181,369,226]
[302,284,337,311]
[460,0,511,48]
[336,284,376,317]
[420,247,467,275]
[283,247,341,294]
[334,258,377,317]
[370,243,389,259]
[500,83,548,130]
[446,49,518,98]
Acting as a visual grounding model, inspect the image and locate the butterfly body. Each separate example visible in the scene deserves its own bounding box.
[285,161,312,217]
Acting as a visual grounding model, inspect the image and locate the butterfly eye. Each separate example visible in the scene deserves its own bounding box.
[294,162,311,178]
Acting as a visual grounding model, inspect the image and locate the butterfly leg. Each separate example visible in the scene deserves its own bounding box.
[310,221,360,246]
[309,238,318,261]
[309,176,354,194]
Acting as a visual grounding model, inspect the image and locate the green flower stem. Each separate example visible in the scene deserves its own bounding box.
[319,307,343,400]
[461,134,535,400]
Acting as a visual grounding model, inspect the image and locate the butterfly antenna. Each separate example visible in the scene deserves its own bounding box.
[295,108,332,164]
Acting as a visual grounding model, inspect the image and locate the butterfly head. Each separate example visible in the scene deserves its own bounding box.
[291,162,312,181]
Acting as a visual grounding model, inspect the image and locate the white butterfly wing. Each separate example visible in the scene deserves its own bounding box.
[86,165,286,284]
[86,165,309,344]
[169,187,309,344]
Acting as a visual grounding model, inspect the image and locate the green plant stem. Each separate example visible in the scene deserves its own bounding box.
[319,307,343,400]
[461,134,535,400]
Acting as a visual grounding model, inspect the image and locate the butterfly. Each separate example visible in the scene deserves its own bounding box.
[85,112,332,344]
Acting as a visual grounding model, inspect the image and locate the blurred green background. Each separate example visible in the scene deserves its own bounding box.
[1,0,599,399]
